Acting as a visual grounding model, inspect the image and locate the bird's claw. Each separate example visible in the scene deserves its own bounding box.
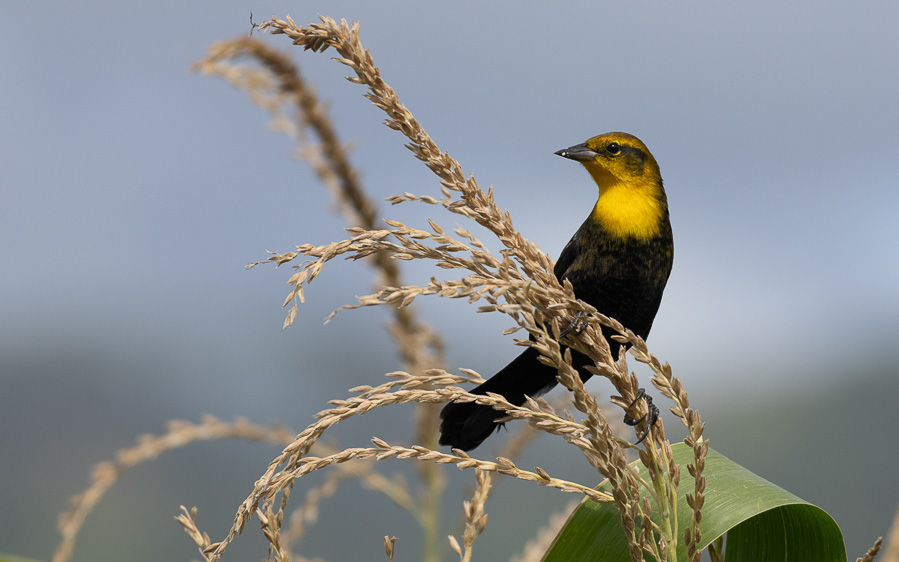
[623,388,659,445]
[559,311,589,339]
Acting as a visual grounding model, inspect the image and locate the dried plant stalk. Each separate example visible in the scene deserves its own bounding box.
[201,29,632,560]
[196,34,448,560]
[198,368,621,559]
[51,417,297,562]
[57,15,710,562]
[859,537,884,562]
[175,14,708,562]
[449,467,492,561]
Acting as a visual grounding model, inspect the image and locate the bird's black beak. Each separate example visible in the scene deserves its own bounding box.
[554,142,597,162]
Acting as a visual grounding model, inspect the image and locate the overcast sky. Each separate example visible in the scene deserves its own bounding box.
[2,2,898,560]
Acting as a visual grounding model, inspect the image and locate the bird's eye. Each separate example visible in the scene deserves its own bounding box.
[606,142,621,155]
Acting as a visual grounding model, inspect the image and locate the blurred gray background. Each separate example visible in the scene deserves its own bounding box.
[2,1,898,560]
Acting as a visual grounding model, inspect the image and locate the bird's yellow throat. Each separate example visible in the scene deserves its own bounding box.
[585,165,665,240]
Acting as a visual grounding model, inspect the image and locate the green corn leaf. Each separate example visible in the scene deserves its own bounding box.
[543,443,844,561]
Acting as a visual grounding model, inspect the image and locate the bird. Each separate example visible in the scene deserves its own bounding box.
[438,132,674,451]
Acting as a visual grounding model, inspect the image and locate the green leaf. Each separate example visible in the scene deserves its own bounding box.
[542,443,844,562]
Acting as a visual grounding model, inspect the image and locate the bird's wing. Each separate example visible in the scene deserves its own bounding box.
[553,222,584,281]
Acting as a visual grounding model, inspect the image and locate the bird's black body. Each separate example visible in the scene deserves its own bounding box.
[438,132,673,451]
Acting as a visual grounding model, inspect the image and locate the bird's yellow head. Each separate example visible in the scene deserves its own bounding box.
[556,132,667,240]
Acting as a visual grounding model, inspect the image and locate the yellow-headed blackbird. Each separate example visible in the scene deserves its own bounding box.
[439,132,673,451]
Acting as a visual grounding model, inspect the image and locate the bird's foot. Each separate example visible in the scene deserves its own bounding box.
[559,311,589,339]
[623,388,659,445]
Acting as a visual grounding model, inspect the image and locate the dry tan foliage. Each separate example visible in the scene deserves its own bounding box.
[196,32,448,561]
[52,416,296,562]
[384,535,397,561]
[196,369,623,560]
[859,537,884,562]
[180,14,708,562]
[54,14,715,562]
[196,24,666,561]
[449,468,493,561]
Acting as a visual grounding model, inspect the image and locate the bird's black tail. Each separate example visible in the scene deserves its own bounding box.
[438,347,561,451]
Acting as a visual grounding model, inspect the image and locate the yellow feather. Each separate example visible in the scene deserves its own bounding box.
[577,133,665,240]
